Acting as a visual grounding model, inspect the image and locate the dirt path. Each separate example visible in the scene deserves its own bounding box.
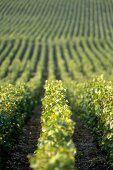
[73,116,107,170]
[5,105,42,170]
[4,93,107,170]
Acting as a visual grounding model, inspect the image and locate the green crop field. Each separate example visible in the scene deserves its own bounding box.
[0,0,113,169]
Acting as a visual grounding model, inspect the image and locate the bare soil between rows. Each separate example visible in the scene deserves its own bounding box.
[3,104,107,170]
[5,105,42,170]
[73,116,107,170]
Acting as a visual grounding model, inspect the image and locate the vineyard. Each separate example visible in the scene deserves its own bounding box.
[0,0,113,169]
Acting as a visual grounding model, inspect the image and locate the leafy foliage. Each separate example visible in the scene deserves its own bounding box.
[79,75,113,168]
[0,83,33,150]
[29,80,76,170]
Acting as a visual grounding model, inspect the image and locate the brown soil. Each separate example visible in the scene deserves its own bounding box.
[4,104,107,170]
[5,105,42,170]
[73,116,107,170]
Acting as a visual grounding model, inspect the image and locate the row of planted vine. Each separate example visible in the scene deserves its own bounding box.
[67,76,113,169]
[0,47,44,168]
[28,81,76,170]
